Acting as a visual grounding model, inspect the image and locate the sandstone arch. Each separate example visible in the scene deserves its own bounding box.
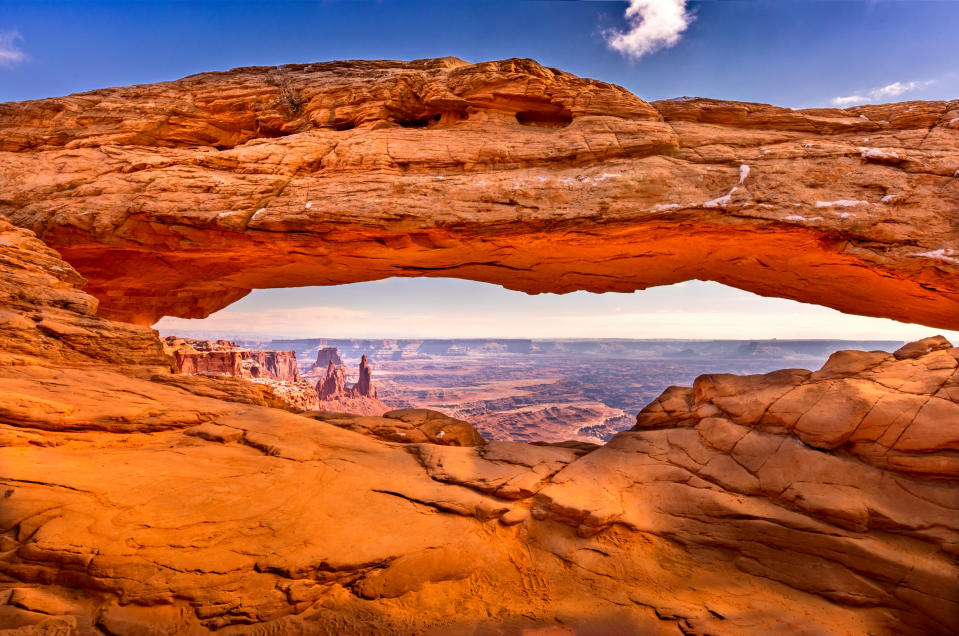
[1,57,957,327]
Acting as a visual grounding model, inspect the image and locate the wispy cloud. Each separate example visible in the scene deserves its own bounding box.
[832,79,935,106]
[605,0,694,61]
[0,29,25,66]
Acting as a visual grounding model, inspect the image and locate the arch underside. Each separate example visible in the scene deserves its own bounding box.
[1,57,957,328]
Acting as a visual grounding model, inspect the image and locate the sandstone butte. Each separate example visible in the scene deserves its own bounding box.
[0,58,957,635]
[314,356,388,417]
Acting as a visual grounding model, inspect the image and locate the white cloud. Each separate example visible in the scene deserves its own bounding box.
[0,29,25,66]
[605,0,694,60]
[832,79,935,106]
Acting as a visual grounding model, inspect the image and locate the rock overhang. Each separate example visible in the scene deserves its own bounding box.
[0,57,956,328]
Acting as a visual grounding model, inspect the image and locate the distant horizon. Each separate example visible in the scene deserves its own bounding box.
[160,332,910,345]
[154,279,959,343]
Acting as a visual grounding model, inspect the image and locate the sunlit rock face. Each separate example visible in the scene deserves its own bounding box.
[1,213,957,633]
[1,58,958,634]
[1,58,957,327]
[314,355,388,415]
[0,215,168,367]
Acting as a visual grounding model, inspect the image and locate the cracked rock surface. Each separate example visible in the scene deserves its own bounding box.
[1,216,957,633]
[1,58,957,327]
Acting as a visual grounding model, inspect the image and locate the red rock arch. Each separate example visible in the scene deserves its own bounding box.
[1,58,957,327]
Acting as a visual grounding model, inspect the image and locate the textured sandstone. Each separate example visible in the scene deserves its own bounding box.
[304,408,485,447]
[247,377,318,412]
[0,58,956,328]
[2,57,959,635]
[635,338,959,479]
[0,215,168,368]
[0,224,957,632]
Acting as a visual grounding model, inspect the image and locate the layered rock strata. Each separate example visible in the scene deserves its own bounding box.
[162,336,311,409]
[2,56,959,634]
[165,337,302,382]
[1,58,957,328]
[308,346,345,374]
[1,227,955,633]
[316,360,347,399]
[314,357,387,416]
[241,350,300,382]
[0,215,168,368]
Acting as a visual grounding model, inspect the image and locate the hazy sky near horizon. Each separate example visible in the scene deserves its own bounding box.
[4,1,957,340]
[154,279,959,342]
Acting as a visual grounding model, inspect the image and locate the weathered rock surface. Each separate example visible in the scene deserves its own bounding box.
[305,408,486,447]
[2,57,959,634]
[3,328,956,633]
[353,354,377,398]
[314,356,387,415]
[0,215,168,368]
[1,58,957,328]
[634,335,959,479]
[316,360,347,399]
[308,346,344,374]
[247,377,319,412]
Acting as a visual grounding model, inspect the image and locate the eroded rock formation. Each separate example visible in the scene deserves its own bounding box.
[164,336,302,382]
[1,215,956,633]
[308,346,344,373]
[314,356,387,416]
[1,58,956,328]
[241,350,300,382]
[2,57,959,634]
[316,360,347,399]
[162,336,311,409]
[0,215,168,368]
[353,354,377,398]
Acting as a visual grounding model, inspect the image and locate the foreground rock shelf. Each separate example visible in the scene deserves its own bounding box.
[1,58,958,327]
[1,214,957,634]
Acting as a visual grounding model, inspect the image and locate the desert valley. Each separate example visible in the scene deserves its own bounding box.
[0,12,957,634]
[163,336,906,444]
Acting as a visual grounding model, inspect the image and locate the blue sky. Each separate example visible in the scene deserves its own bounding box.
[2,0,956,106]
[3,1,957,340]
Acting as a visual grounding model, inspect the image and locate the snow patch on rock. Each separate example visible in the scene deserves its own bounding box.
[815,200,868,208]
[915,248,959,264]
[860,147,900,161]
[651,203,681,213]
[704,187,737,208]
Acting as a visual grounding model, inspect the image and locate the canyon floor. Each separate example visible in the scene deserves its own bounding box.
[273,338,903,444]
